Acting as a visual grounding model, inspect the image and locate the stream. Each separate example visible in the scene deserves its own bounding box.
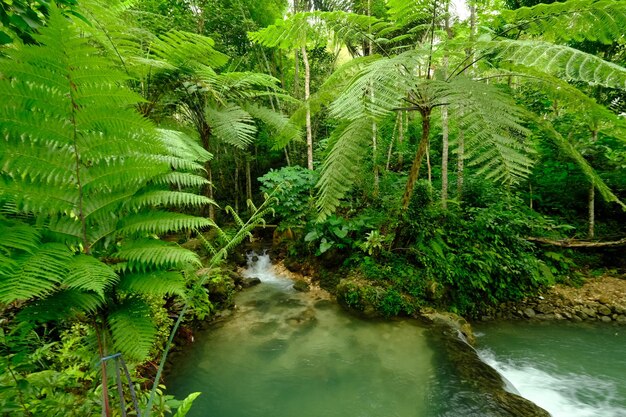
[166,254,626,417]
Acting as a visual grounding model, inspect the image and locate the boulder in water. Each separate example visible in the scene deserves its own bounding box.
[242,277,262,288]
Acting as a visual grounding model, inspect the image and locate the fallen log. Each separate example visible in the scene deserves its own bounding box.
[527,236,626,248]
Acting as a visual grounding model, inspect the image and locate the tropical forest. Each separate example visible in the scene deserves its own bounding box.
[1,0,625,416]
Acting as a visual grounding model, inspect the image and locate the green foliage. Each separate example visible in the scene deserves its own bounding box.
[258,165,318,228]
[501,0,626,45]
[0,5,210,367]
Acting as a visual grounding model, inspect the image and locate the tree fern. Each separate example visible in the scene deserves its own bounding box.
[0,6,211,367]
[501,0,626,45]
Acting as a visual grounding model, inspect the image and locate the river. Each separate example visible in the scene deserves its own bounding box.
[165,253,626,417]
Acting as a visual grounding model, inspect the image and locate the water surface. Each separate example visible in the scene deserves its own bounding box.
[475,321,626,417]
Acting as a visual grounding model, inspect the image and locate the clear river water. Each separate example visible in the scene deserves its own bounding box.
[165,254,626,417]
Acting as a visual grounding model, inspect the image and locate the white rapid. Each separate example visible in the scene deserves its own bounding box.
[242,251,293,289]
[478,348,626,417]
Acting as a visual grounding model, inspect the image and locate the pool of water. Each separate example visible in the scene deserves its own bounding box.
[165,254,626,417]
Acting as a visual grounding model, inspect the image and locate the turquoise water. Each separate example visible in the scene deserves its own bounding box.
[475,321,626,417]
[165,254,626,417]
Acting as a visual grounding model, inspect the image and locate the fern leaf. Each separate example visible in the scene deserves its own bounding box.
[118,271,186,297]
[316,119,375,220]
[149,30,229,71]
[540,122,626,210]
[486,40,626,90]
[151,172,210,188]
[64,255,119,298]
[127,191,214,210]
[118,212,212,235]
[243,104,302,150]
[17,289,104,323]
[0,243,73,303]
[501,0,626,45]
[206,104,257,149]
[115,239,201,272]
[157,129,212,165]
[108,298,157,361]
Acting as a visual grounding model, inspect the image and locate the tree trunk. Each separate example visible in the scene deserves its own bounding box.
[96,327,111,417]
[398,111,405,169]
[457,129,465,200]
[302,46,313,170]
[588,184,595,239]
[441,106,449,208]
[206,162,215,220]
[426,143,432,185]
[246,156,252,204]
[401,109,431,209]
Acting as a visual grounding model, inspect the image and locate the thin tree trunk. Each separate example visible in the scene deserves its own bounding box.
[588,128,598,238]
[457,129,464,199]
[207,162,215,220]
[97,327,111,417]
[302,46,313,170]
[441,2,452,209]
[398,111,405,169]
[368,0,379,196]
[441,106,449,207]
[246,157,252,203]
[426,144,432,184]
[386,112,400,170]
[401,109,431,209]
[588,184,595,239]
[234,161,240,213]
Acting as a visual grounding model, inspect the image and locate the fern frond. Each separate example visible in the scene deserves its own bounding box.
[440,78,535,185]
[540,122,626,210]
[501,0,626,45]
[249,11,379,50]
[151,172,210,188]
[64,255,119,298]
[118,271,186,297]
[127,191,214,210]
[149,30,229,71]
[0,243,73,303]
[316,119,375,220]
[330,50,425,121]
[156,129,212,165]
[486,40,626,89]
[118,212,212,236]
[243,104,302,150]
[17,289,104,323]
[108,298,157,361]
[115,239,201,272]
[206,104,257,149]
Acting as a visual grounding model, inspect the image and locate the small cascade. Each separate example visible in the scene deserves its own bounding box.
[242,251,293,289]
[479,349,626,417]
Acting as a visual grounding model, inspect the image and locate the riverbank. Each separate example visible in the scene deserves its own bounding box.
[478,274,626,324]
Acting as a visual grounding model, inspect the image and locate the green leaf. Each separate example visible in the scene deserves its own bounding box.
[174,392,202,417]
[108,298,157,362]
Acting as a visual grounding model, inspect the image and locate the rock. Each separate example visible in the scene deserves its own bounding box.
[598,305,612,316]
[597,296,612,305]
[572,314,583,322]
[242,277,261,288]
[535,303,554,314]
[581,307,596,318]
[251,255,259,262]
[523,308,536,318]
[600,315,612,323]
[293,280,310,292]
[616,315,626,324]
